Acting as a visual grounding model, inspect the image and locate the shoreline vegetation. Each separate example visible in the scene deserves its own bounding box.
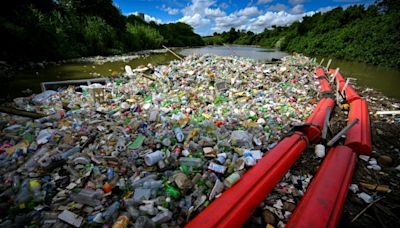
[203,0,400,68]
[1,1,399,70]
[0,0,203,64]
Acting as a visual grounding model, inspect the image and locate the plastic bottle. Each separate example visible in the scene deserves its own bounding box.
[152,210,173,224]
[60,146,81,160]
[174,127,184,142]
[144,151,165,166]
[143,180,163,189]
[179,157,202,168]
[134,216,155,228]
[29,179,44,201]
[315,144,325,158]
[15,179,32,207]
[103,201,120,221]
[164,183,181,199]
[112,213,129,228]
[224,171,244,188]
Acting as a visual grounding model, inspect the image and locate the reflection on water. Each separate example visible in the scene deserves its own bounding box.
[2,47,400,100]
[179,45,288,61]
[2,53,177,99]
[318,57,400,100]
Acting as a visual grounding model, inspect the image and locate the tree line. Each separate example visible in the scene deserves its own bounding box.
[0,0,204,63]
[204,0,400,68]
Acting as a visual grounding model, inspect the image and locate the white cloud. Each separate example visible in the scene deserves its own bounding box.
[213,14,249,31]
[179,13,210,28]
[237,6,261,16]
[181,0,215,16]
[290,4,304,14]
[177,0,215,29]
[268,3,288,11]
[205,8,226,17]
[144,15,163,24]
[247,11,314,32]
[129,12,163,24]
[288,0,305,5]
[317,6,334,13]
[174,0,317,35]
[161,4,179,15]
[257,0,273,4]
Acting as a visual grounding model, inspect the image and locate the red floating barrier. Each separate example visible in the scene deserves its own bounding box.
[302,98,335,143]
[315,68,333,95]
[186,132,308,228]
[287,146,357,228]
[345,99,372,155]
[315,68,326,78]
[328,69,361,103]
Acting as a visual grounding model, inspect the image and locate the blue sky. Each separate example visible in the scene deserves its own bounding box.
[113,0,374,35]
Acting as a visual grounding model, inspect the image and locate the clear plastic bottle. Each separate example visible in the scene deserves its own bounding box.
[223,171,244,188]
[103,201,120,221]
[179,157,202,168]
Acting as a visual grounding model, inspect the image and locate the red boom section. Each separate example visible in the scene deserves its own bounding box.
[328,68,361,103]
[345,99,372,155]
[316,68,333,94]
[186,132,308,228]
[303,98,335,143]
[287,146,357,228]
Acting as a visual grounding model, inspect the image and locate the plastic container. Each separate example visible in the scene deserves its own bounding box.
[145,151,166,166]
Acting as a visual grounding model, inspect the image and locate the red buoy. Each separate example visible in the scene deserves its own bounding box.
[303,98,335,143]
[287,146,357,228]
[345,99,372,155]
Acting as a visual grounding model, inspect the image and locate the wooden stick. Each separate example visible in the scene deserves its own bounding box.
[330,67,340,83]
[326,59,332,69]
[351,197,384,223]
[0,106,46,119]
[342,78,350,95]
[162,45,184,61]
[327,118,359,147]
[322,106,331,140]
[376,110,400,115]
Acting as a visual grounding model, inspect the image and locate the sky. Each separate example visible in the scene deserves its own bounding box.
[113,0,374,36]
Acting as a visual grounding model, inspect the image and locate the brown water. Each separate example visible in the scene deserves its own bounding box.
[2,47,400,100]
[1,52,177,99]
[318,57,400,100]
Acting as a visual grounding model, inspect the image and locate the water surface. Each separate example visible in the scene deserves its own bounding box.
[2,46,400,100]
[179,45,288,61]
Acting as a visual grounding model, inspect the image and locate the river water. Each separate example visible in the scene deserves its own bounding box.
[2,45,400,99]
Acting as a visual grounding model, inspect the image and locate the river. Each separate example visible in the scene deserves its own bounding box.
[2,45,400,100]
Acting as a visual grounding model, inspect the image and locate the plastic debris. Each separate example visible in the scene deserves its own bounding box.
[0,54,320,226]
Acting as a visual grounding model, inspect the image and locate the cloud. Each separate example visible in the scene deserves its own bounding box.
[290,4,304,14]
[317,6,334,13]
[129,12,163,24]
[213,14,249,31]
[205,8,226,17]
[248,11,314,32]
[257,0,273,4]
[181,0,215,16]
[288,0,305,5]
[237,6,261,16]
[161,4,179,15]
[179,13,210,28]
[268,3,288,11]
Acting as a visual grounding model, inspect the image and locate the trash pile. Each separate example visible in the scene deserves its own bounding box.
[0,54,319,227]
